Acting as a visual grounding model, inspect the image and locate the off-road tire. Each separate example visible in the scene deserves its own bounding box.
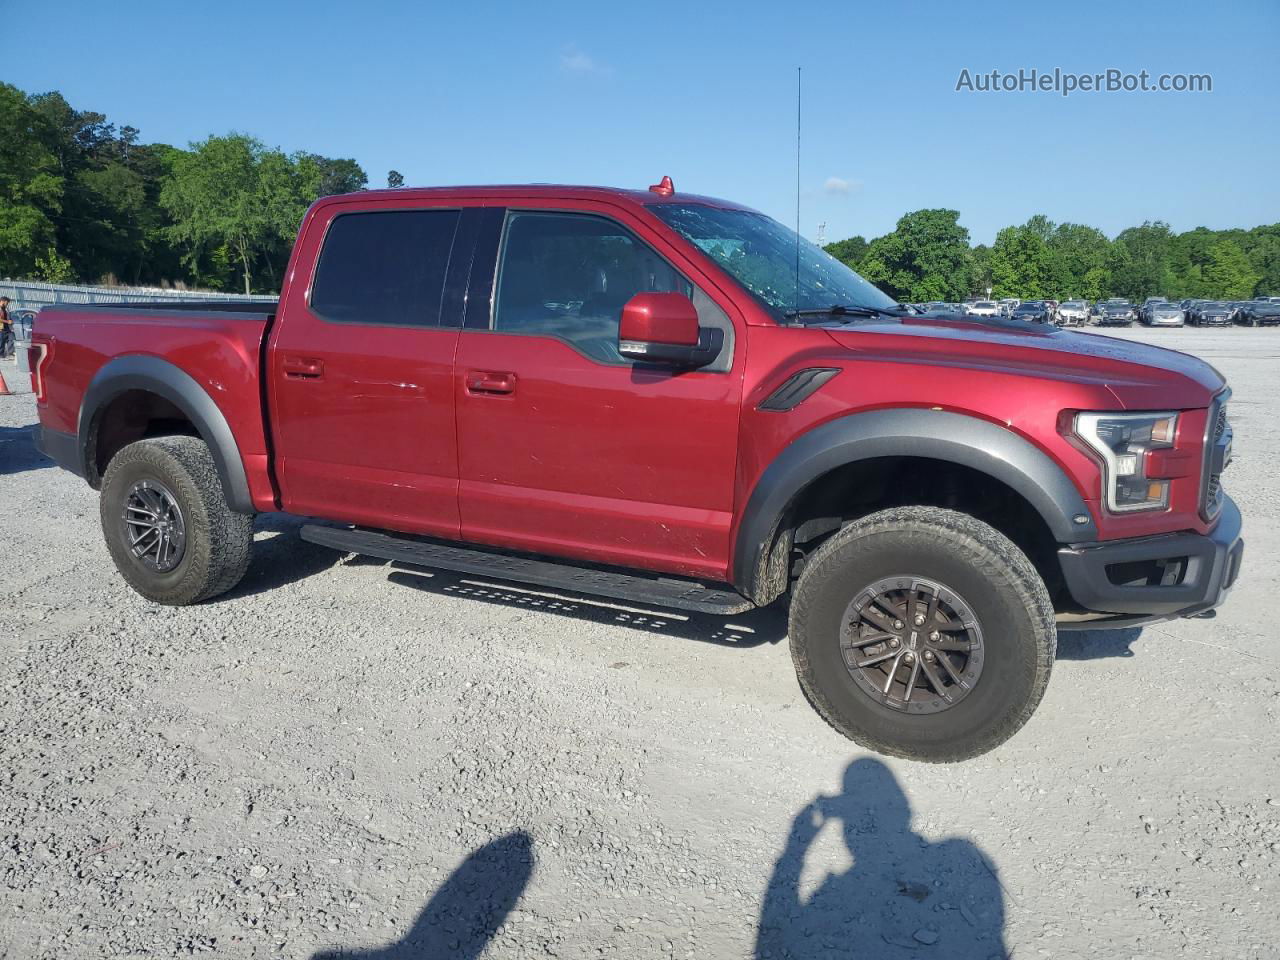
[100,436,253,605]
[789,506,1056,762]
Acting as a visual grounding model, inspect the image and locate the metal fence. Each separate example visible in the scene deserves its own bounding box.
[0,279,261,312]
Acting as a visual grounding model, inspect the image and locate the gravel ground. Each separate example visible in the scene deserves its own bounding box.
[1,325,1277,959]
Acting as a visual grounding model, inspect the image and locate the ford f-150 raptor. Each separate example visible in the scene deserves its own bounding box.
[29,179,1243,761]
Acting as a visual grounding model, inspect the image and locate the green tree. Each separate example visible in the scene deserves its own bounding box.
[1203,239,1260,299]
[1240,225,1280,296]
[823,235,868,270]
[1023,213,1055,243]
[1167,226,1218,299]
[1080,266,1111,301]
[34,245,74,282]
[988,226,1052,299]
[161,135,298,293]
[1110,221,1175,301]
[1047,223,1111,299]
[295,153,367,198]
[162,135,273,293]
[969,244,992,295]
[858,209,972,301]
[0,83,63,276]
[387,169,404,188]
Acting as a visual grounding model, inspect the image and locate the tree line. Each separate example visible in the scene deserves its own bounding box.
[0,82,398,294]
[824,209,1279,304]
[3,82,1276,301]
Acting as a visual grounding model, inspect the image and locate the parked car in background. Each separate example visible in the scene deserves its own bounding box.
[997,297,1020,317]
[1057,300,1089,326]
[1144,302,1185,327]
[966,300,1000,318]
[1094,300,1136,326]
[1235,300,1280,326]
[1225,301,1255,323]
[1138,297,1168,323]
[1010,300,1052,323]
[1187,301,1235,326]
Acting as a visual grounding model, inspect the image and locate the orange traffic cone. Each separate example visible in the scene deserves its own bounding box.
[0,368,12,396]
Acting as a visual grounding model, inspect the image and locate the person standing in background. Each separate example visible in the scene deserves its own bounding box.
[0,297,14,359]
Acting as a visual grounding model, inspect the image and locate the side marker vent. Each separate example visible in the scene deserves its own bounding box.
[759,367,841,412]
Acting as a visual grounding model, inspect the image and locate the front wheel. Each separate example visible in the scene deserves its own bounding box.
[788,507,1056,762]
[100,436,253,605]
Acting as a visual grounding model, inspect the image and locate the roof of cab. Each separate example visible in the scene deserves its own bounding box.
[310,183,761,214]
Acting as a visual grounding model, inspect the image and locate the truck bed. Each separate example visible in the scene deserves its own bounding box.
[32,301,279,512]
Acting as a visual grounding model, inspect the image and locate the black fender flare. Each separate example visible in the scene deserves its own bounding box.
[732,408,1097,597]
[77,354,255,514]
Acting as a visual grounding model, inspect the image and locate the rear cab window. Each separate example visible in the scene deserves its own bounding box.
[310,209,460,326]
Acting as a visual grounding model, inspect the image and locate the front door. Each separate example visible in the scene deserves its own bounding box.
[454,209,744,580]
[269,204,466,537]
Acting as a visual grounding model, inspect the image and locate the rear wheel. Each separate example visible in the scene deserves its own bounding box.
[788,507,1056,762]
[100,436,253,605]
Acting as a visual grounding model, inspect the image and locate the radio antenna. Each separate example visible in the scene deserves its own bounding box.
[795,66,801,314]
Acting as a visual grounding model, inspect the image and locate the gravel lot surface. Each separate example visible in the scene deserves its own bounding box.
[1,326,1277,959]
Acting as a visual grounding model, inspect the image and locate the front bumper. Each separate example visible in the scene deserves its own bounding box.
[1058,494,1243,621]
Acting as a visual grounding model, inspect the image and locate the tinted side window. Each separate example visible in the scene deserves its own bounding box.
[311,209,460,326]
[493,212,691,363]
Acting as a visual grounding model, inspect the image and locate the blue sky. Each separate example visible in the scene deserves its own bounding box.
[7,0,1278,245]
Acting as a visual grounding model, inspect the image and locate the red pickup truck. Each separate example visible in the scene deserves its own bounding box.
[29,180,1243,761]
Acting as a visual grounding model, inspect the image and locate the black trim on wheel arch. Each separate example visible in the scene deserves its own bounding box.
[733,409,1096,596]
[77,355,254,514]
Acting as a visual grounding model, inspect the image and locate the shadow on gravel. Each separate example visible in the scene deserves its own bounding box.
[1056,626,1143,660]
[312,831,534,960]
[757,758,1008,959]
[215,513,382,602]
[0,424,51,476]
[386,567,787,648]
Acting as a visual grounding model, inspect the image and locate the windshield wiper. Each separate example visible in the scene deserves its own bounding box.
[782,304,903,323]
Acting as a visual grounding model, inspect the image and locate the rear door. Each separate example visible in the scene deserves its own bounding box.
[269,200,473,537]
[453,205,744,580]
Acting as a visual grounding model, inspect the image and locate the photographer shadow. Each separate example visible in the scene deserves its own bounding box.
[757,758,1008,959]
[312,831,534,960]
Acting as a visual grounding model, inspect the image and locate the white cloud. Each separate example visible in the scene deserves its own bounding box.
[560,46,609,75]
[824,176,861,195]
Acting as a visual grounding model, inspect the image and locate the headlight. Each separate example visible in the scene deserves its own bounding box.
[1075,412,1178,512]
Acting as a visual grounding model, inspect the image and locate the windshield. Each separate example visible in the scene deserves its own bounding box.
[1063,300,1085,308]
[974,301,995,309]
[648,203,897,318]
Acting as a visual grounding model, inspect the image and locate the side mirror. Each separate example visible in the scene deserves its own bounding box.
[618,292,722,368]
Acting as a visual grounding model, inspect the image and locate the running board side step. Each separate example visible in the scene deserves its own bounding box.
[300,524,756,615]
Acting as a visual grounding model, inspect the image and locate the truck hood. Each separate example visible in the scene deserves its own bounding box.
[818,314,1224,409]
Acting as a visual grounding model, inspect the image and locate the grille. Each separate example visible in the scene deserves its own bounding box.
[1201,398,1229,521]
